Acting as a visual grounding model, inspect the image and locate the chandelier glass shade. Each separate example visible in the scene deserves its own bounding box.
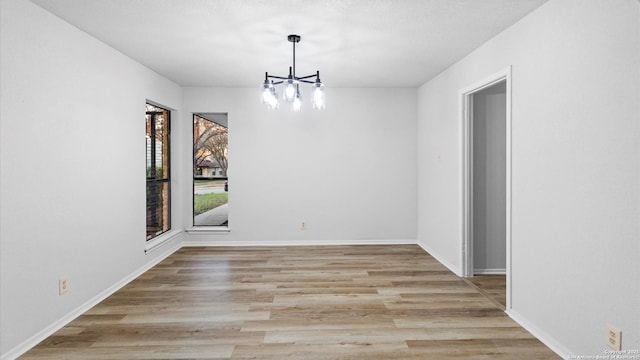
[261,34,325,111]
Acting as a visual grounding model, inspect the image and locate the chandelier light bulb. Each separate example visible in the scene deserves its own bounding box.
[284,80,296,102]
[313,89,324,109]
[261,74,275,105]
[268,88,279,109]
[312,73,325,109]
[292,95,302,112]
[262,87,272,104]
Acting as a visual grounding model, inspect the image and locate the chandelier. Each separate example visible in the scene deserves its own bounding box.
[261,34,325,111]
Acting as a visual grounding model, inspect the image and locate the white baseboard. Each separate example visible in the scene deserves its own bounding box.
[416,240,463,276]
[1,241,182,360]
[473,268,506,275]
[506,309,571,359]
[182,238,417,247]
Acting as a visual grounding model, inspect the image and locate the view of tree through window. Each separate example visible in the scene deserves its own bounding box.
[146,104,171,240]
[193,114,228,226]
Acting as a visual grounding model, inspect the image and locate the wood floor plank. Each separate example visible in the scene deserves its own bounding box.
[19,245,559,359]
[466,274,507,309]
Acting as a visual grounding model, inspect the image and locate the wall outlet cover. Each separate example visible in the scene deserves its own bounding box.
[59,277,69,295]
[606,324,621,351]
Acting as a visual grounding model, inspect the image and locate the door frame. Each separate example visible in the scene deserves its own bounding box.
[460,66,512,310]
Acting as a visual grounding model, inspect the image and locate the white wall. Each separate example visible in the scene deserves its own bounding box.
[472,82,506,273]
[183,87,417,245]
[417,0,639,356]
[0,0,184,357]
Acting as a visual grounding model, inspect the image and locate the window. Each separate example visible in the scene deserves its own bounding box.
[146,103,171,240]
[193,113,228,227]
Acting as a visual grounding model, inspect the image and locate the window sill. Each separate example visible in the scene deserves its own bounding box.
[186,227,230,234]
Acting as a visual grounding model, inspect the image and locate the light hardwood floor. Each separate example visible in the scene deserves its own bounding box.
[20,245,559,359]
[465,275,507,310]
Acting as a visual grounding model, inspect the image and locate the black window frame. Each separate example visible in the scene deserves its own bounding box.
[192,113,228,227]
[146,104,171,240]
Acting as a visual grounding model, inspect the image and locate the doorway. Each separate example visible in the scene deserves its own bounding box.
[461,67,512,310]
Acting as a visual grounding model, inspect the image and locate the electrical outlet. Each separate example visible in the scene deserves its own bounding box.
[59,277,69,295]
[606,324,621,351]
[300,221,306,230]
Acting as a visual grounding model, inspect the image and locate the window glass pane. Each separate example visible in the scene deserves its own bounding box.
[146,115,153,172]
[158,116,169,179]
[146,111,170,180]
[146,181,170,239]
[193,113,228,227]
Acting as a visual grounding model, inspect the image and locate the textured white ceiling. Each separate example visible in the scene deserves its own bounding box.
[30,0,547,87]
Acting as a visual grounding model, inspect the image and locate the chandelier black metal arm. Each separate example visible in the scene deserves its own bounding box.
[265,70,320,84]
[261,34,325,111]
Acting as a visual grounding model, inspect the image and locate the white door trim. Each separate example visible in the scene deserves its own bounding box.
[459,66,512,310]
